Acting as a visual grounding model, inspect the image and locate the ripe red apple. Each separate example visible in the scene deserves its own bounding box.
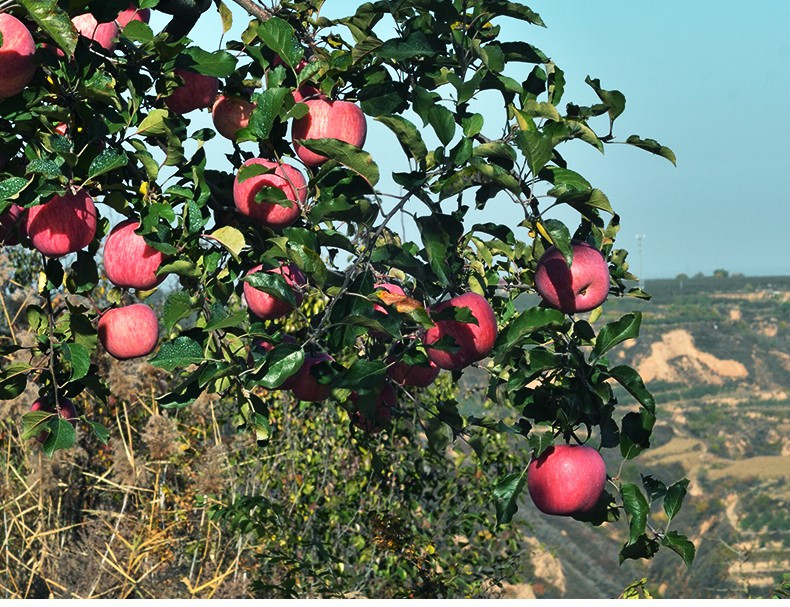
[165,68,219,115]
[30,397,79,443]
[0,203,25,246]
[527,444,607,516]
[233,158,306,229]
[291,99,367,167]
[243,263,306,320]
[212,95,255,140]
[424,292,497,371]
[103,219,167,290]
[98,303,159,360]
[72,13,120,51]
[292,84,321,104]
[0,14,36,98]
[290,351,332,402]
[387,357,440,388]
[534,242,611,314]
[115,4,151,28]
[26,190,98,257]
[351,383,396,433]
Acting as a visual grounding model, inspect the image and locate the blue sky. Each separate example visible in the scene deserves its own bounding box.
[164,1,790,279]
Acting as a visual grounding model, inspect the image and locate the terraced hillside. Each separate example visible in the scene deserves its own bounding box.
[509,275,790,599]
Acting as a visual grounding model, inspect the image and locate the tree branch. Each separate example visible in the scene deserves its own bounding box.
[225,0,273,21]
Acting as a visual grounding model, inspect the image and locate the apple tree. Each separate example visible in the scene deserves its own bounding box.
[0,0,695,573]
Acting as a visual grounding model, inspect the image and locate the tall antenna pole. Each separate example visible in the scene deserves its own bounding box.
[635,234,645,290]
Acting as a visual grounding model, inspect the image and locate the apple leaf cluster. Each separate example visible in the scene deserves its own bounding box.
[0,0,693,568]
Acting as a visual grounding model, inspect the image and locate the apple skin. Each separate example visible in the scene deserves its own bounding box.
[165,68,219,115]
[351,383,396,434]
[527,444,607,516]
[233,158,306,229]
[290,352,333,402]
[534,242,611,314]
[212,94,255,140]
[115,4,151,28]
[424,292,497,371]
[98,303,159,360]
[0,203,26,246]
[0,14,36,98]
[26,190,98,257]
[30,397,79,443]
[72,13,120,51]
[292,84,321,104]
[292,99,367,167]
[103,219,167,290]
[387,357,440,388]
[243,263,306,320]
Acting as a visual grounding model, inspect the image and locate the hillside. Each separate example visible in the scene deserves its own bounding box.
[508,275,790,598]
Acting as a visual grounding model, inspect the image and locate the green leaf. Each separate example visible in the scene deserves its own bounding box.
[376,115,428,163]
[204,309,247,332]
[527,431,554,458]
[415,214,463,286]
[661,531,695,569]
[86,420,110,445]
[487,1,545,26]
[258,16,303,68]
[641,474,667,503]
[620,483,649,546]
[21,411,51,441]
[181,48,238,77]
[258,345,304,389]
[63,343,90,381]
[663,478,690,522]
[136,109,170,137]
[247,87,289,140]
[298,139,380,186]
[42,417,76,457]
[493,470,527,526]
[540,218,572,266]
[242,272,297,308]
[500,307,566,351]
[620,410,654,460]
[619,534,659,565]
[585,76,626,126]
[376,31,436,60]
[427,105,456,146]
[594,312,642,356]
[163,292,192,333]
[149,337,205,372]
[0,362,30,400]
[217,0,233,33]
[625,135,677,166]
[88,149,128,180]
[19,0,78,57]
[462,113,485,137]
[555,188,614,215]
[515,130,552,175]
[206,226,245,261]
[27,159,62,180]
[337,359,386,391]
[0,177,29,203]
[608,365,655,415]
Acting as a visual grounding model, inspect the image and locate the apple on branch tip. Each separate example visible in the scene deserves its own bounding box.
[233,158,306,229]
[387,356,440,388]
[98,303,159,360]
[0,203,26,246]
[527,444,607,516]
[290,351,333,402]
[534,241,611,314]
[291,99,367,167]
[243,263,306,320]
[212,94,255,140]
[165,68,219,115]
[103,219,168,290]
[0,14,36,98]
[30,397,79,443]
[72,13,120,51]
[115,4,151,28]
[25,190,98,258]
[424,292,497,371]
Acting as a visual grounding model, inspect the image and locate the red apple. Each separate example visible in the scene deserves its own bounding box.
[243,263,306,320]
[165,68,219,115]
[26,190,98,257]
[0,203,25,246]
[351,383,396,433]
[103,219,167,290]
[54,122,69,136]
[0,14,36,98]
[534,242,611,314]
[72,13,120,51]
[291,99,367,167]
[115,4,151,28]
[30,397,79,443]
[212,95,255,140]
[292,84,321,104]
[290,351,332,402]
[98,303,159,360]
[527,444,607,516]
[233,158,306,229]
[387,357,440,388]
[424,292,497,371]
